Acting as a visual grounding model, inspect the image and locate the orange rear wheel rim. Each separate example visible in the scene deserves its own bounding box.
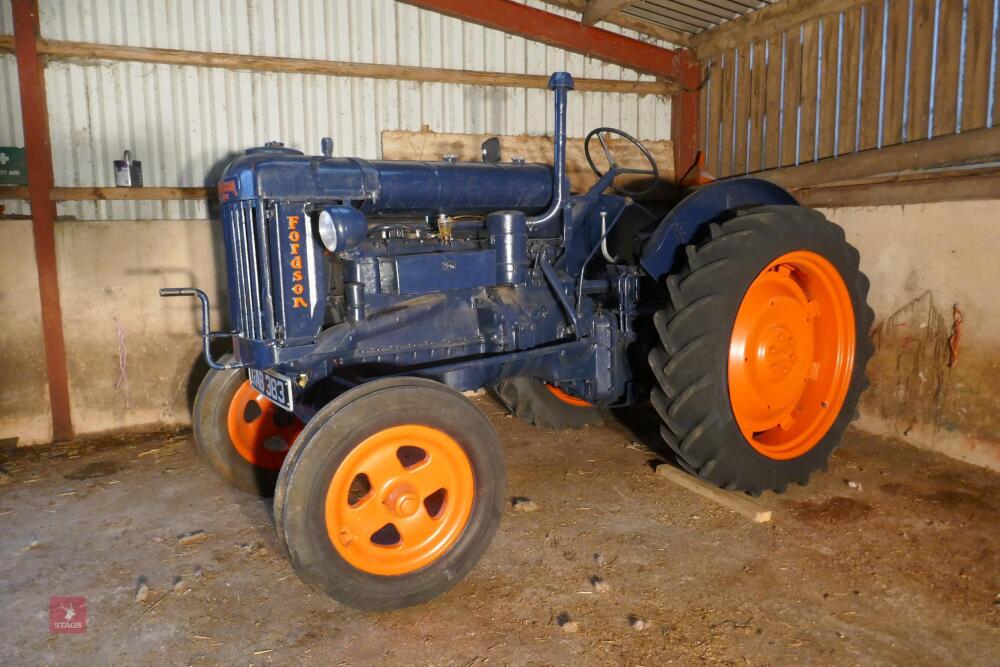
[226,380,303,469]
[325,425,475,576]
[544,383,592,407]
[728,251,855,460]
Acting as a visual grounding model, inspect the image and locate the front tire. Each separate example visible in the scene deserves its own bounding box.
[192,362,303,496]
[274,377,506,611]
[647,206,874,495]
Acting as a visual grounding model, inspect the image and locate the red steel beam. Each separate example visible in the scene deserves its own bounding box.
[13,0,74,442]
[671,50,702,181]
[397,0,680,80]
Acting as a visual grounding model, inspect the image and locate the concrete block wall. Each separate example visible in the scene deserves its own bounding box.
[823,200,1000,471]
[1,200,998,472]
[0,219,226,445]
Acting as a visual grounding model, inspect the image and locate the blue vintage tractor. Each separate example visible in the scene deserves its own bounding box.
[162,72,873,610]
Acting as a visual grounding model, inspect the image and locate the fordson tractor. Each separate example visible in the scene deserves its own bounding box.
[162,72,873,610]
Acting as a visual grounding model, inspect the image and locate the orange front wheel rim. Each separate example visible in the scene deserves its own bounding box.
[226,380,303,469]
[728,251,855,460]
[325,425,475,576]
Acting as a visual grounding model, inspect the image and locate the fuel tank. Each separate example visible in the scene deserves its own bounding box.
[218,144,553,216]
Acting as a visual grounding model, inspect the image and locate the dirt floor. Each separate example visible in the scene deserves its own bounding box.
[1,396,998,666]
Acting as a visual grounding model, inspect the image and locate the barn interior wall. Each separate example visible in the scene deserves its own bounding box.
[1,200,998,473]
[0,0,673,445]
[822,200,1000,471]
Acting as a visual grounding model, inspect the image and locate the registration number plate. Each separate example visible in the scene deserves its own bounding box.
[248,368,294,412]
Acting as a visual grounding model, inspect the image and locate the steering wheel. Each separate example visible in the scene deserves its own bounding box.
[584,127,659,197]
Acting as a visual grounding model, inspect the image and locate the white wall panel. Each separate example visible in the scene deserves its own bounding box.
[8,0,673,219]
[0,0,11,33]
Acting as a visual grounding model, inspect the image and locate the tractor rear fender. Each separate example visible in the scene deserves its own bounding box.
[638,178,797,281]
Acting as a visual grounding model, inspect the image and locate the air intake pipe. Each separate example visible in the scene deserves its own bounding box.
[527,72,574,234]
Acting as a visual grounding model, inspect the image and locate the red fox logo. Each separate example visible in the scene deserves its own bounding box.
[218,179,238,202]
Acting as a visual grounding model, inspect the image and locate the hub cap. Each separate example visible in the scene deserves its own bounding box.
[226,380,303,469]
[728,251,855,460]
[325,425,475,576]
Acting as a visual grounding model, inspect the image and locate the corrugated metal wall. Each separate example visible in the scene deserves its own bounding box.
[0,1,24,215]
[0,0,673,220]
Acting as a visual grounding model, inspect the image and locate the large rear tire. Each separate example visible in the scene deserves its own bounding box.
[492,377,607,429]
[647,206,874,495]
[274,377,506,610]
[192,362,303,496]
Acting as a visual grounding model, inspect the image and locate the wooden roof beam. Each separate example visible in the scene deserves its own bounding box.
[582,0,634,26]
[539,0,689,46]
[397,0,683,80]
[692,0,865,58]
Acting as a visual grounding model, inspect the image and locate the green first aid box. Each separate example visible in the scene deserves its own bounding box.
[0,147,28,185]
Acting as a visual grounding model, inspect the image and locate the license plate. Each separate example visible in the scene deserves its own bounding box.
[247,368,294,412]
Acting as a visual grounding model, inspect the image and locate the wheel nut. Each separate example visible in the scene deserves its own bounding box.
[393,492,420,517]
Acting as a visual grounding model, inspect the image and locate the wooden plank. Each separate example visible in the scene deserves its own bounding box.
[859,0,886,150]
[0,185,30,200]
[838,6,862,155]
[380,129,675,193]
[581,0,633,26]
[656,464,773,523]
[756,125,1000,189]
[961,0,995,130]
[537,0,690,46]
[0,186,212,201]
[719,49,736,177]
[52,187,212,201]
[707,53,726,176]
[747,41,768,173]
[781,28,803,166]
[794,170,1000,207]
[12,0,73,442]
[11,0,73,442]
[932,0,963,136]
[798,20,820,163]
[692,0,868,58]
[762,35,784,170]
[699,60,710,171]
[882,0,910,147]
[733,45,752,174]
[672,52,702,180]
[0,36,677,96]
[818,14,841,159]
[906,0,935,142]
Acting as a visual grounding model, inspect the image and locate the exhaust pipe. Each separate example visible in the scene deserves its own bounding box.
[527,71,574,233]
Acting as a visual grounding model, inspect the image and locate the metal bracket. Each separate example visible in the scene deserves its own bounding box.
[158,287,244,370]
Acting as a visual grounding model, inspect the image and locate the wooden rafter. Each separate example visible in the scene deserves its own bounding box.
[692,0,866,58]
[539,0,689,46]
[0,35,677,95]
[395,0,682,79]
[582,0,635,27]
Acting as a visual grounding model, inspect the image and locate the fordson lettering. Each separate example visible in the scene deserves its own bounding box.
[287,215,309,309]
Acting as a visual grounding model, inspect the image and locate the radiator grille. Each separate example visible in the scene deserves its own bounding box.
[223,201,275,339]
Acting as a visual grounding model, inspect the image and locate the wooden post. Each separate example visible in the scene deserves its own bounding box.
[12,0,74,442]
[672,50,702,182]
